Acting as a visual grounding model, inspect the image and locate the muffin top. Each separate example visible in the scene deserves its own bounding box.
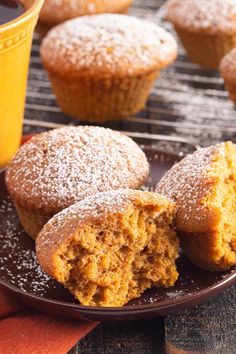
[5,126,149,214]
[220,48,236,82]
[23,0,133,25]
[166,0,236,34]
[40,14,177,77]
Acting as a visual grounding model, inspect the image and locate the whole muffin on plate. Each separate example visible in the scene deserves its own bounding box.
[166,0,236,69]
[5,126,149,240]
[220,48,236,105]
[40,14,177,123]
[36,189,179,307]
[22,0,133,37]
[156,142,236,272]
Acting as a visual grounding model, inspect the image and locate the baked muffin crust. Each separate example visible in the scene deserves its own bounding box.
[6,126,149,214]
[40,14,177,78]
[23,0,133,26]
[36,189,179,307]
[166,0,236,35]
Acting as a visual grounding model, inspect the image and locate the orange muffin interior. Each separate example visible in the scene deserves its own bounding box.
[53,203,178,307]
[205,145,236,269]
[182,176,236,271]
[183,144,236,270]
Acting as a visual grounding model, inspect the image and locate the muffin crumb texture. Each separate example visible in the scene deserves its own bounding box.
[36,190,179,307]
[156,142,236,271]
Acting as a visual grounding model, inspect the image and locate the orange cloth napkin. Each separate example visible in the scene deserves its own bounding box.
[0,287,98,354]
[0,135,98,354]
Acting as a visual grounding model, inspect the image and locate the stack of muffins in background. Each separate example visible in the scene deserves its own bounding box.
[6,0,236,307]
[22,0,236,121]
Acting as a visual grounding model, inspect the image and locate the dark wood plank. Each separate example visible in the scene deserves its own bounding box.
[74,318,165,354]
[165,284,236,354]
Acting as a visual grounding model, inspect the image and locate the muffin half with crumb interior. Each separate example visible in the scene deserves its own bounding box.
[36,189,179,307]
[156,142,236,271]
[5,126,149,240]
[40,14,177,123]
[166,0,236,69]
[220,48,236,105]
[22,0,133,37]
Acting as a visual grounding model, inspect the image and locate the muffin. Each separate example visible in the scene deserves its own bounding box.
[220,48,236,105]
[5,126,149,240]
[40,14,177,123]
[156,142,236,271]
[22,0,133,37]
[166,0,236,69]
[36,189,179,307]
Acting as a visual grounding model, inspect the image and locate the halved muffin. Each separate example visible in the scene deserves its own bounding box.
[156,142,236,271]
[36,190,179,307]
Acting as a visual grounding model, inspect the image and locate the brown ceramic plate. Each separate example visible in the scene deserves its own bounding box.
[0,147,235,321]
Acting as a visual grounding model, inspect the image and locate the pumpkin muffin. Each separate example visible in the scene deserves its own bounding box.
[220,48,236,105]
[166,0,236,69]
[156,142,236,272]
[36,189,179,307]
[22,0,133,37]
[5,126,149,240]
[40,14,177,123]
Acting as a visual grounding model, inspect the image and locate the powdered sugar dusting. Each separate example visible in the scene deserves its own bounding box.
[41,14,177,75]
[6,126,149,214]
[35,0,132,24]
[0,196,54,295]
[156,142,229,231]
[166,0,236,34]
[46,0,99,12]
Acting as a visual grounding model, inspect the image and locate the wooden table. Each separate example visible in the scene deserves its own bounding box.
[23,0,236,352]
[69,284,235,353]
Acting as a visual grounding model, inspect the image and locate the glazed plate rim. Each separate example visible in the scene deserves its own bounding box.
[0,269,236,314]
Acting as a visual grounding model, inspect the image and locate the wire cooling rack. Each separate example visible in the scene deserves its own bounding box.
[24,0,236,153]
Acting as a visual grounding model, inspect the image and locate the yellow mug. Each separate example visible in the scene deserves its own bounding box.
[0,0,44,167]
